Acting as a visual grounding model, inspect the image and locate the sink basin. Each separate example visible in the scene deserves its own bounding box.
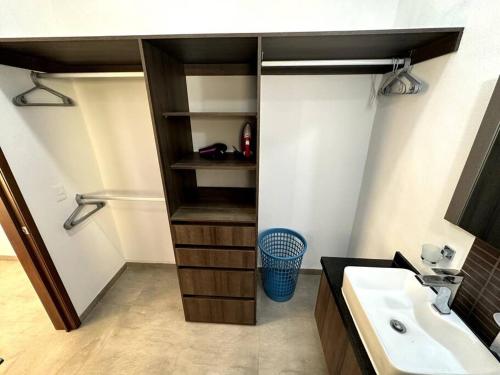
[341,266,500,375]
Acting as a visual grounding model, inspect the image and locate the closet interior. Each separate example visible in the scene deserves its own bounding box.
[0,28,463,325]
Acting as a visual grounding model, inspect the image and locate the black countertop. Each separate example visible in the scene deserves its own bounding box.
[320,252,415,374]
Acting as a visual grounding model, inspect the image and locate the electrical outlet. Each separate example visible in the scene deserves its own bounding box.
[52,184,67,202]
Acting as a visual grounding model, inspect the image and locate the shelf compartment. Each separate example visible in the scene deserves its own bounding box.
[163,111,257,118]
[172,206,256,223]
[171,153,256,170]
[171,187,256,224]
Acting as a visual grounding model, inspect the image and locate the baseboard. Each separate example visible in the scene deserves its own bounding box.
[257,267,321,275]
[126,261,177,269]
[0,255,17,261]
[79,262,176,322]
[78,262,318,322]
[299,268,322,275]
[79,262,127,322]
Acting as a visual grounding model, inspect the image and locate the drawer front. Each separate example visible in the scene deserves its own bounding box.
[175,247,255,269]
[173,224,256,247]
[178,268,255,298]
[183,296,255,325]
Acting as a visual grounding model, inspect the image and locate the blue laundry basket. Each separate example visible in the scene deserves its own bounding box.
[259,228,307,302]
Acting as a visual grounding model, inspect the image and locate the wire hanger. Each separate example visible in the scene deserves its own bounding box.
[13,71,75,106]
[63,194,105,230]
[378,58,422,96]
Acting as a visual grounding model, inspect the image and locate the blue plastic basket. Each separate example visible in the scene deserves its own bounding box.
[259,228,307,302]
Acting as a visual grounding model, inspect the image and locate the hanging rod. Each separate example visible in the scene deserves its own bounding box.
[36,72,144,79]
[79,193,164,202]
[261,58,407,68]
[64,193,165,230]
[37,59,407,77]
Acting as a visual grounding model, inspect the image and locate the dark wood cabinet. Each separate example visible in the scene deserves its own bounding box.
[178,268,255,298]
[183,296,255,325]
[173,225,256,247]
[341,344,363,375]
[315,273,362,375]
[175,247,255,269]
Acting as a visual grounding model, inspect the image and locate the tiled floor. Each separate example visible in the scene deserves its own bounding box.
[0,261,327,374]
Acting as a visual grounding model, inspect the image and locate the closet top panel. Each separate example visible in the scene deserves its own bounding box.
[0,38,143,72]
[261,29,462,61]
[0,28,463,74]
[148,37,258,64]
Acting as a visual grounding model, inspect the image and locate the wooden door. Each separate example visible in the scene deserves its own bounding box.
[0,148,80,331]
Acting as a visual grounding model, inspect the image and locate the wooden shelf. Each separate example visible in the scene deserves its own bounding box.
[163,112,257,118]
[171,206,256,223]
[171,153,256,170]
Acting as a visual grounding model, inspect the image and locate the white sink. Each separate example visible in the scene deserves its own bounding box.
[341,266,500,375]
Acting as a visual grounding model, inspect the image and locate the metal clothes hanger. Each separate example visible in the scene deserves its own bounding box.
[378,58,401,95]
[378,58,422,96]
[12,71,75,106]
[63,194,105,230]
[398,69,422,94]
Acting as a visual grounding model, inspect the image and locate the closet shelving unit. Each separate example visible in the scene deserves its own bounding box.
[139,37,261,324]
[0,28,463,325]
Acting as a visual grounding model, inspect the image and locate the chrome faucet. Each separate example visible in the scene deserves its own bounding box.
[415,268,464,314]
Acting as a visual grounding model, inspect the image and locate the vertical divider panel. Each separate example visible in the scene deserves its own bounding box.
[139,38,193,322]
[139,39,196,218]
[254,37,262,323]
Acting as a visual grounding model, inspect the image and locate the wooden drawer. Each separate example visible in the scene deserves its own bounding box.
[173,224,256,247]
[183,296,255,325]
[178,268,255,298]
[175,247,255,269]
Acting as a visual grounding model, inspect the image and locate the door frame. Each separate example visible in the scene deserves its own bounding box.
[0,148,80,331]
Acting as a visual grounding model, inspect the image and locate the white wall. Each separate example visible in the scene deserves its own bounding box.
[348,0,500,271]
[0,225,15,256]
[0,66,125,315]
[393,0,470,29]
[72,78,172,263]
[260,76,378,268]
[0,0,467,38]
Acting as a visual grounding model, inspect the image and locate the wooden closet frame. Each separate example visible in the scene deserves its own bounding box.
[0,148,80,331]
[0,28,464,325]
[0,29,463,74]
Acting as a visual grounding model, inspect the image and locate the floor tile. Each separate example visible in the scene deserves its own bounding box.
[0,261,327,374]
